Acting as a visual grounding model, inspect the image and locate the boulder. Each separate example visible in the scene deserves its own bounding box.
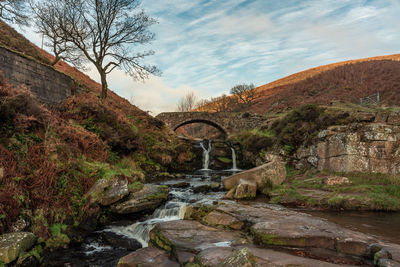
[217,248,254,267]
[223,157,286,191]
[323,175,350,186]
[239,245,347,267]
[100,231,142,251]
[175,249,196,265]
[9,218,29,233]
[117,247,179,267]
[111,184,168,214]
[85,178,129,206]
[223,188,235,200]
[203,211,243,230]
[210,182,221,191]
[388,112,400,125]
[234,179,257,199]
[195,247,234,266]
[100,179,129,206]
[193,184,211,193]
[149,220,247,254]
[0,232,36,264]
[170,182,190,188]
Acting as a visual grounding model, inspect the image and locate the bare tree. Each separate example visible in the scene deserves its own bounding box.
[230,83,256,108]
[0,0,29,26]
[31,1,84,67]
[210,94,237,112]
[34,0,160,99]
[176,91,197,112]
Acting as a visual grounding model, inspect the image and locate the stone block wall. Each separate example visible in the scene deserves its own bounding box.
[0,46,72,105]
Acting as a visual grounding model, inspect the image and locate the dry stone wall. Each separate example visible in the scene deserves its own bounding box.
[0,46,72,105]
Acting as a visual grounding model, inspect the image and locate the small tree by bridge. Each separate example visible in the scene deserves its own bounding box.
[230,83,256,110]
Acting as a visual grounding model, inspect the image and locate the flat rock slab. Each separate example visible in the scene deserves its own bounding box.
[241,245,352,267]
[216,203,377,257]
[0,232,36,264]
[193,245,349,267]
[117,247,179,267]
[203,211,244,230]
[149,220,247,254]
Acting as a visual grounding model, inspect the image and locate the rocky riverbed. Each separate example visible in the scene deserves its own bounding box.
[3,170,400,266]
[117,201,400,266]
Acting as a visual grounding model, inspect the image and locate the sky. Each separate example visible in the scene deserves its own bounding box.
[20,0,400,115]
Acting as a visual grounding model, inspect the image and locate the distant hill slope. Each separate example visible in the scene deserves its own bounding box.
[199,54,400,114]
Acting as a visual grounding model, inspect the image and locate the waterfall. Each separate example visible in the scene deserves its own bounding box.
[200,140,212,170]
[231,147,238,170]
[104,202,186,248]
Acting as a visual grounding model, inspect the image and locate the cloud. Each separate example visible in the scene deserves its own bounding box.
[14,0,400,114]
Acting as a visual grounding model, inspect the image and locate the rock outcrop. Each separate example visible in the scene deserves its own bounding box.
[296,122,400,174]
[0,232,36,264]
[147,201,395,266]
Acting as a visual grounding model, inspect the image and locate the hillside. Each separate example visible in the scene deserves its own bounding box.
[0,20,195,240]
[199,54,400,113]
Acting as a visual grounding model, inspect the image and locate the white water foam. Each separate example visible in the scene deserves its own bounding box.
[103,203,187,247]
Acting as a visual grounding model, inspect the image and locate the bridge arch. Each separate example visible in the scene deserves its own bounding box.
[173,119,227,138]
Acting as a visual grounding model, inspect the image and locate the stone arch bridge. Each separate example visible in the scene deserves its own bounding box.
[156,112,264,136]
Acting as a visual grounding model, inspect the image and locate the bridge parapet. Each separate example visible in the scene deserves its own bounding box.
[156,112,263,135]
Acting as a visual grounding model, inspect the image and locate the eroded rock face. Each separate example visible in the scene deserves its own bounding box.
[223,156,286,191]
[0,232,36,264]
[117,247,179,267]
[111,184,168,214]
[296,123,400,174]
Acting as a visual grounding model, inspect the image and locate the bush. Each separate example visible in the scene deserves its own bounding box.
[271,104,350,152]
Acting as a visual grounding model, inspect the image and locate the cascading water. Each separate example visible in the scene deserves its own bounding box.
[230,147,238,171]
[104,201,187,247]
[200,140,212,170]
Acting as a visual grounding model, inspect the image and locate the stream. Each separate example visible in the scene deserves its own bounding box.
[42,141,400,266]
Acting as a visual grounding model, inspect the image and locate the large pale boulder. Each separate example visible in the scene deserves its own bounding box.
[111,184,168,214]
[223,156,286,191]
[0,232,36,264]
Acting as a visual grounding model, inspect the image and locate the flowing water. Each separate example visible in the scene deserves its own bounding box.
[42,140,400,266]
[200,140,212,170]
[228,146,242,171]
[42,169,236,267]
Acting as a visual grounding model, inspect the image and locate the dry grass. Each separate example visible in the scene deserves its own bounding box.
[198,54,400,113]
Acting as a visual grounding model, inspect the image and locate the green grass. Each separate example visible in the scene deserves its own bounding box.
[269,170,400,210]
